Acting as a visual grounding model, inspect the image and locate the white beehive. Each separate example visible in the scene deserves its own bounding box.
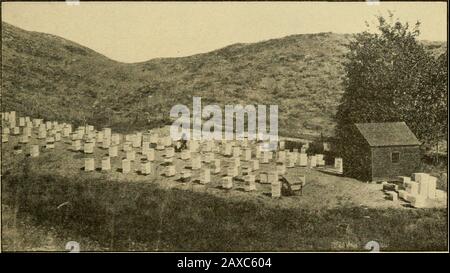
[109,145,118,157]
[203,141,212,152]
[191,155,202,170]
[96,132,104,143]
[25,121,33,129]
[405,181,419,196]
[72,140,82,151]
[309,155,317,168]
[222,176,233,189]
[84,142,94,154]
[227,165,239,177]
[112,134,121,145]
[123,142,132,152]
[398,190,409,200]
[141,141,150,154]
[279,141,285,151]
[334,158,343,173]
[132,133,141,148]
[255,145,262,159]
[165,165,176,177]
[213,159,221,174]
[251,159,259,170]
[316,154,325,166]
[287,153,296,168]
[271,181,281,198]
[276,163,286,175]
[223,142,232,156]
[165,147,175,158]
[86,125,95,132]
[149,133,158,144]
[146,149,155,161]
[19,134,29,144]
[201,168,211,184]
[122,159,131,174]
[244,175,256,191]
[125,134,133,142]
[46,137,55,149]
[277,151,286,163]
[9,111,16,128]
[30,145,39,157]
[163,136,172,147]
[101,157,111,171]
[242,165,252,175]
[298,153,308,166]
[408,195,427,208]
[242,148,252,161]
[261,152,270,164]
[268,171,279,184]
[84,158,95,171]
[103,128,112,139]
[203,152,214,163]
[427,176,437,199]
[126,150,136,161]
[45,121,52,130]
[155,139,165,150]
[388,191,398,202]
[259,172,269,184]
[102,137,111,149]
[24,127,32,137]
[19,117,25,127]
[233,157,241,168]
[232,146,241,158]
[180,149,191,160]
[142,132,152,143]
[140,161,152,175]
[397,176,411,187]
[181,169,192,180]
[2,134,9,143]
[13,145,23,155]
[12,127,20,135]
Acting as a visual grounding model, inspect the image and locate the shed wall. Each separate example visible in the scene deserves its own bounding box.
[371,146,421,181]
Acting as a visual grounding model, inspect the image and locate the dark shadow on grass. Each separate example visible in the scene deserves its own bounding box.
[316,168,343,178]
[73,154,84,159]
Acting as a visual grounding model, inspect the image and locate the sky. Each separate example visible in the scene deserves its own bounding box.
[2,1,447,63]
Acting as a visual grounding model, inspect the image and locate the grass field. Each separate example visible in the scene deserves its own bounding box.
[2,172,447,252]
[1,136,448,252]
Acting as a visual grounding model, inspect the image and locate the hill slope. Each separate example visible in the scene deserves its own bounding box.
[1,22,446,137]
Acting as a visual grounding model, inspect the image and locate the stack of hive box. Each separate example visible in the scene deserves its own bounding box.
[396,173,437,208]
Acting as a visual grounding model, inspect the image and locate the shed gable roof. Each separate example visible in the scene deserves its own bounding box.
[354,122,421,147]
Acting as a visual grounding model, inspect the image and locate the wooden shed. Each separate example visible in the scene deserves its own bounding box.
[344,122,421,182]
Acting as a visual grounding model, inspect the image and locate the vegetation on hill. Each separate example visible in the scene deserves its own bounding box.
[2,22,446,138]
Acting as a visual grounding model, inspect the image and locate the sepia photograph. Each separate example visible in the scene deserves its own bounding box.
[0,0,448,257]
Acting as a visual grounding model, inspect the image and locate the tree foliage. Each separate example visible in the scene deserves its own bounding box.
[335,14,448,154]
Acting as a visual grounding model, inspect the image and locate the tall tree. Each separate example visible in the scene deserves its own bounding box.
[335,14,447,157]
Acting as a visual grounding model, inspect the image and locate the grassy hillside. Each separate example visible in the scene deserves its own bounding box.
[2,22,446,137]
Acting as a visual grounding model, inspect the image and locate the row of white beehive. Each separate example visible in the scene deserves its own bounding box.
[384,173,438,208]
